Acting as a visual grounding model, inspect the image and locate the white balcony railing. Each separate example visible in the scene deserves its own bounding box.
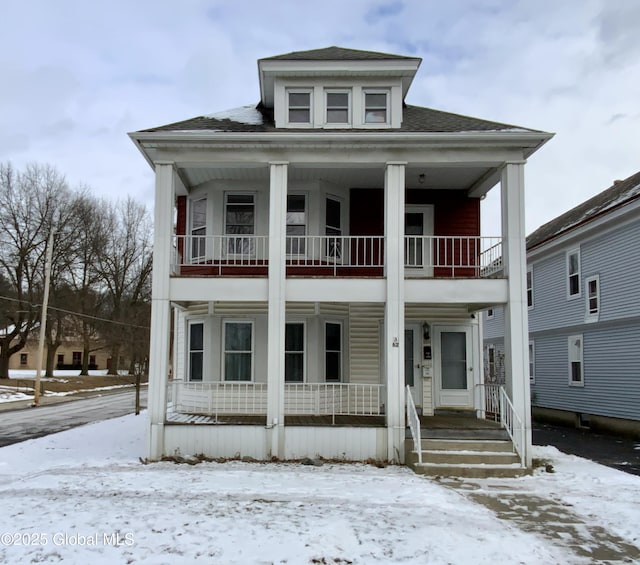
[173,235,269,274]
[169,381,385,422]
[405,236,503,277]
[172,234,503,278]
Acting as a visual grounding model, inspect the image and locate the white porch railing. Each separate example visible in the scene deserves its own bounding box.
[286,236,385,273]
[169,381,384,422]
[173,235,269,272]
[481,384,525,467]
[405,236,503,278]
[172,234,503,278]
[406,385,423,464]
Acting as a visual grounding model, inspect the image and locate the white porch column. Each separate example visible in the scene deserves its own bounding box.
[267,161,288,458]
[501,161,533,467]
[384,162,406,463]
[147,162,175,460]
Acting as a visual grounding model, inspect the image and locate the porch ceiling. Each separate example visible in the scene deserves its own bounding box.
[180,164,495,192]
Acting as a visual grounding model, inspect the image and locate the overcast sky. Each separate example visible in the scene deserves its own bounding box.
[1,0,638,234]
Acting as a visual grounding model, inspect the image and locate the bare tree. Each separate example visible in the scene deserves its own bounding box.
[94,197,152,375]
[0,163,70,378]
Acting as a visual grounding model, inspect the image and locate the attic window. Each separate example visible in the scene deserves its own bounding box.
[288,90,311,124]
[326,91,350,124]
[364,91,388,124]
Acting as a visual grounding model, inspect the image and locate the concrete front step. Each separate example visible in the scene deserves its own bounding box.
[410,462,528,479]
[417,438,515,452]
[404,438,526,478]
[409,450,520,466]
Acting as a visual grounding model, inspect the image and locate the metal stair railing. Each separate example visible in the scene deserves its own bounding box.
[405,385,422,464]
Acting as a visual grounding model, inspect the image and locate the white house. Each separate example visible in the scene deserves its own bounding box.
[130,46,552,470]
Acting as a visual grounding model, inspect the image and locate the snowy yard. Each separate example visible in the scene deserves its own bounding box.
[0,414,638,564]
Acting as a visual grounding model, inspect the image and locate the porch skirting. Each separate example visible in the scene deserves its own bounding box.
[163,424,388,461]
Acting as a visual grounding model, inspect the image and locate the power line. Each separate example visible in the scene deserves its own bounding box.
[0,294,150,330]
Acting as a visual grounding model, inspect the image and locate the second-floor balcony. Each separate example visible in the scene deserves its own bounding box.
[173,235,503,278]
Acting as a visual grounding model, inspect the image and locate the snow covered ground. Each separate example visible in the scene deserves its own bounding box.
[0,414,638,564]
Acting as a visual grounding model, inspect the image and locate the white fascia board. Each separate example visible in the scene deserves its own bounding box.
[132,130,552,151]
[405,278,508,304]
[528,197,640,262]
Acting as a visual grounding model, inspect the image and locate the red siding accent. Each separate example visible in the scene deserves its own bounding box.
[176,196,187,235]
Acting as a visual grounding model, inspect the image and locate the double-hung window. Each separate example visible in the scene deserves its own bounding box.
[325,197,342,260]
[285,323,305,382]
[325,91,350,124]
[567,249,581,298]
[364,91,389,124]
[527,267,533,309]
[585,275,600,322]
[288,90,312,124]
[190,198,206,262]
[224,321,253,381]
[529,341,535,383]
[225,194,255,256]
[188,321,204,381]
[286,195,306,255]
[325,322,342,382]
[568,335,583,386]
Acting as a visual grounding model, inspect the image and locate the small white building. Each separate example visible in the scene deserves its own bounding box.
[130,46,551,469]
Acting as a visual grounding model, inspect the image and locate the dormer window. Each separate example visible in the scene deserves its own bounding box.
[364,91,389,124]
[326,90,350,124]
[287,90,312,124]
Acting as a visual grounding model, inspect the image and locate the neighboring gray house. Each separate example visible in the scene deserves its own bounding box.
[483,169,640,437]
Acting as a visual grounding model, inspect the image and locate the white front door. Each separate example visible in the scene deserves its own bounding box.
[404,206,434,277]
[405,325,423,409]
[434,325,473,408]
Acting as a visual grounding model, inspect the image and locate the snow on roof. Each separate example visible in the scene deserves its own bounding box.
[528,170,640,249]
[203,104,264,125]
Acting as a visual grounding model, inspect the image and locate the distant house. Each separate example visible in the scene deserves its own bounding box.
[131,46,551,471]
[484,170,640,437]
[7,329,110,371]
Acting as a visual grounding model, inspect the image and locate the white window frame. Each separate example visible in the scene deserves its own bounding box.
[527,267,534,309]
[567,248,581,299]
[585,275,600,322]
[324,89,351,126]
[324,320,343,382]
[286,88,313,126]
[222,320,254,382]
[189,197,207,262]
[568,335,584,387]
[285,321,306,383]
[486,308,494,320]
[224,192,256,257]
[187,320,205,382]
[286,193,307,256]
[363,89,390,125]
[325,195,343,262]
[528,340,535,384]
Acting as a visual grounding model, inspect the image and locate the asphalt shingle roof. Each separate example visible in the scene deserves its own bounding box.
[527,169,640,249]
[259,46,419,62]
[139,103,539,134]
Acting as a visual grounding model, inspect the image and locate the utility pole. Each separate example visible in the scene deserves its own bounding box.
[33,229,55,407]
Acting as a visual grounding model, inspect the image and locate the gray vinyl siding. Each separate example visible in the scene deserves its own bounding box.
[531,324,640,421]
[483,307,505,339]
[581,219,640,322]
[530,217,640,332]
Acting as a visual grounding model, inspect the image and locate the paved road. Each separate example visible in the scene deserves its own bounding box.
[0,389,147,447]
[533,421,640,476]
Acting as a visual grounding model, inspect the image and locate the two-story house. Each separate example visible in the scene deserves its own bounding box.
[130,47,551,469]
[483,170,640,437]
